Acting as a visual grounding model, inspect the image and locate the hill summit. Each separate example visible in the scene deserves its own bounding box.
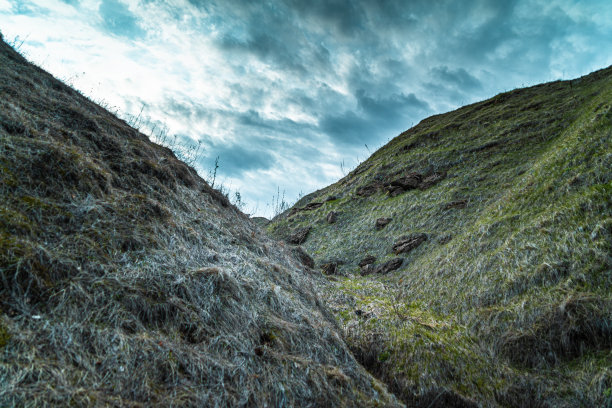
[0,37,401,407]
[268,65,612,406]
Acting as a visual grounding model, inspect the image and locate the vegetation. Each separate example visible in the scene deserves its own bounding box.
[268,67,612,407]
[0,37,400,407]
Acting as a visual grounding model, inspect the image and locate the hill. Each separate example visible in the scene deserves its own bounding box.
[0,37,402,407]
[268,66,612,406]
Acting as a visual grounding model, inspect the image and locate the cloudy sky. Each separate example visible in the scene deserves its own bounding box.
[2,0,612,216]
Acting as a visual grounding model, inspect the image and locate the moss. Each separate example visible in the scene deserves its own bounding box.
[0,321,10,348]
[0,162,18,187]
[378,351,390,362]
[0,205,35,235]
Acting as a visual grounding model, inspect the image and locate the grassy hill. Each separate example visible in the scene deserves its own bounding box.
[268,66,612,407]
[0,37,402,407]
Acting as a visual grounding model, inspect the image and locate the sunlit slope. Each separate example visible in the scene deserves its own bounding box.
[269,67,612,407]
[0,36,401,407]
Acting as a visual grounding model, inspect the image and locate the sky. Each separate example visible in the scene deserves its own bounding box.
[2,0,612,216]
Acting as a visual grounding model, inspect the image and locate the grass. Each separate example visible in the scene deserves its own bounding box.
[268,66,612,407]
[0,37,401,407]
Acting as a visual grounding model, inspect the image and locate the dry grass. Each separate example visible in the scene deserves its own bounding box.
[0,38,401,407]
[269,66,612,407]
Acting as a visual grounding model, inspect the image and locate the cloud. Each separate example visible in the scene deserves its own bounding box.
[319,110,372,145]
[10,0,49,16]
[98,0,145,38]
[430,66,482,90]
[200,143,274,178]
[288,0,368,36]
[356,90,429,118]
[321,90,429,145]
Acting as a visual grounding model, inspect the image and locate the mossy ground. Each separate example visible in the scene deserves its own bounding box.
[269,67,612,407]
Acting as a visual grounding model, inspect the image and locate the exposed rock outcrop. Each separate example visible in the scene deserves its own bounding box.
[361,258,404,275]
[375,217,392,230]
[288,227,311,245]
[392,233,427,254]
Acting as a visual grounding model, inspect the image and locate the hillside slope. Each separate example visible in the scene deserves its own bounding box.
[0,37,402,407]
[268,67,612,407]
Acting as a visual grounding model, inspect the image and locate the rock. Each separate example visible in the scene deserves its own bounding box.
[356,183,381,197]
[419,171,446,190]
[392,233,427,254]
[321,262,338,275]
[381,171,446,196]
[384,173,422,196]
[288,227,311,245]
[361,258,404,275]
[358,255,376,268]
[444,199,467,210]
[360,264,375,275]
[387,186,404,197]
[390,173,422,189]
[325,195,338,202]
[327,211,337,224]
[375,217,392,230]
[375,258,403,274]
[287,202,324,217]
[302,202,323,211]
[292,246,314,268]
[354,309,372,319]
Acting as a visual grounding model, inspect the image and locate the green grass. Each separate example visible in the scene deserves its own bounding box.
[269,67,612,407]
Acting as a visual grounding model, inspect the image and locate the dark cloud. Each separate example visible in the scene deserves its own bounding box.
[199,143,274,177]
[237,110,288,131]
[98,0,145,39]
[430,66,481,90]
[287,0,367,36]
[219,31,308,72]
[320,111,372,145]
[356,90,429,118]
[320,90,430,146]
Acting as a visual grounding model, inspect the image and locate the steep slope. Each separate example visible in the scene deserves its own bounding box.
[269,67,612,407]
[0,37,402,407]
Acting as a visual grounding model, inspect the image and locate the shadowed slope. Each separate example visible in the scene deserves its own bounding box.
[0,37,401,407]
[269,66,612,407]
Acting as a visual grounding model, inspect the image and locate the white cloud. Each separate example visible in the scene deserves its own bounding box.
[0,0,11,12]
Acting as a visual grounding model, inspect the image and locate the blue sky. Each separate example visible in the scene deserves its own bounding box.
[2,0,612,216]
